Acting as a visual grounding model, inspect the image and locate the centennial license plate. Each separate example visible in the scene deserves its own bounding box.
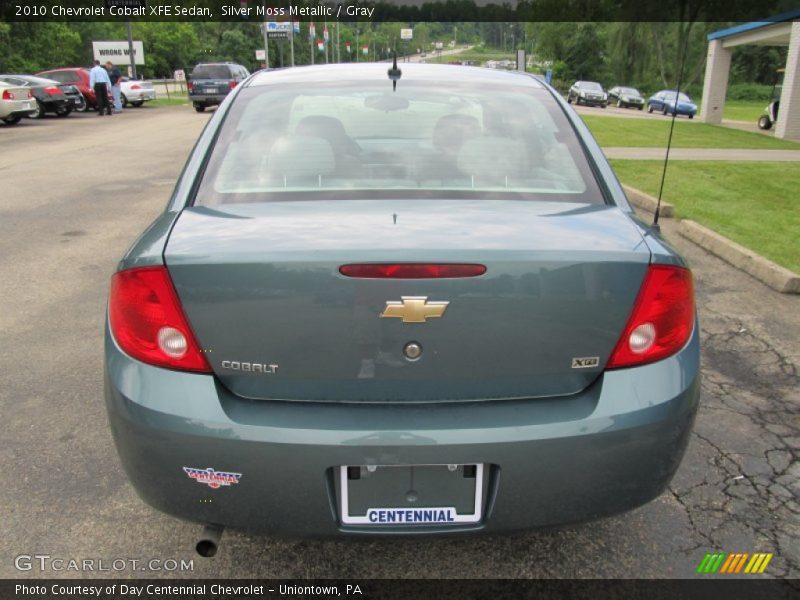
[23,102,32,110]
[339,464,484,525]
[205,87,218,94]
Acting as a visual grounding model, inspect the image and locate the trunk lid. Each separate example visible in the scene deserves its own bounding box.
[165,200,650,402]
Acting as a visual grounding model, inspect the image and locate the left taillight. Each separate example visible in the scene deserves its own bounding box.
[606,265,695,369]
[130,84,141,90]
[109,266,211,373]
[2,89,13,100]
[44,86,61,96]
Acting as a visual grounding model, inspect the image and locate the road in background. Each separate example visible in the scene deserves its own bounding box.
[1,106,798,579]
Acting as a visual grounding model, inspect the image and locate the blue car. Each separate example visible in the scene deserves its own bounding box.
[647,90,697,118]
[104,64,699,555]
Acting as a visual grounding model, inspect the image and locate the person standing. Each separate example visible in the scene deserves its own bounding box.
[89,60,112,116]
[106,61,123,113]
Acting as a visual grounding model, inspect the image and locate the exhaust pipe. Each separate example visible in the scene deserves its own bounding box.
[195,524,224,557]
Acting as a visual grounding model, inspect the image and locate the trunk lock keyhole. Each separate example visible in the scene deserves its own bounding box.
[403,342,422,361]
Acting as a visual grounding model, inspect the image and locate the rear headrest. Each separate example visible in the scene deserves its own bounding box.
[456,136,528,182]
[296,115,361,155]
[264,135,335,180]
[432,114,481,154]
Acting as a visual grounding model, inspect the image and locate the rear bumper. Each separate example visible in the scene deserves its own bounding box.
[125,90,156,102]
[189,93,226,105]
[105,325,700,536]
[3,107,36,119]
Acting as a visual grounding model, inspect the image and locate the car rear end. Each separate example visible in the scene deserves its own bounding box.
[58,84,86,111]
[105,65,699,536]
[122,79,156,105]
[0,83,35,123]
[188,64,237,110]
[33,81,70,115]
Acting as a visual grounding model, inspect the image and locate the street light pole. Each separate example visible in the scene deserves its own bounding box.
[262,0,269,69]
[126,20,136,79]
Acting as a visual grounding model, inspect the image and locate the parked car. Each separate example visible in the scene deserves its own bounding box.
[120,77,156,107]
[36,67,110,112]
[105,64,699,551]
[607,86,645,110]
[566,81,607,107]
[647,90,697,118]
[0,74,84,117]
[188,62,250,112]
[0,81,36,124]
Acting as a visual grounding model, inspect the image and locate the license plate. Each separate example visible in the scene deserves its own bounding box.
[22,102,32,110]
[339,464,484,525]
[205,87,218,94]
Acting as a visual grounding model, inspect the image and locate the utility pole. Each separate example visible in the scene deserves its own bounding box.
[324,19,328,64]
[126,20,136,79]
[355,29,359,63]
[268,0,269,69]
[290,21,295,67]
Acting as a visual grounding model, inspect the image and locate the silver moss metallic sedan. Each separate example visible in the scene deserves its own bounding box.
[105,64,699,554]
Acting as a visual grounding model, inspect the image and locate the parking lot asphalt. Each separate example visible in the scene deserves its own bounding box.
[2,106,798,580]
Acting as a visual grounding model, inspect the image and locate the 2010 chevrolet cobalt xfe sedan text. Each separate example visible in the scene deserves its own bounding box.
[104,64,699,554]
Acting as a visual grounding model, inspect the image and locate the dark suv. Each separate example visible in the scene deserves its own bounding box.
[188,62,250,112]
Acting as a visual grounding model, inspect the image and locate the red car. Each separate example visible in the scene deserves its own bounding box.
[36,67,111,112]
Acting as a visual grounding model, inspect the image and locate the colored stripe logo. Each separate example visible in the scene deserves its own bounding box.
[697,552,773,574]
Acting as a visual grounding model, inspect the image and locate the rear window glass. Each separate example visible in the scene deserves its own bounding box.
[191,65,232,80]
[194,79,604,205]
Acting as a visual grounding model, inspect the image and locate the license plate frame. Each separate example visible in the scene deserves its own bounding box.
[339,463,484,526]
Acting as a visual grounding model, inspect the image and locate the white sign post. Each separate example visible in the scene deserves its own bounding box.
[92,41,145,65]
[400,28,413,41]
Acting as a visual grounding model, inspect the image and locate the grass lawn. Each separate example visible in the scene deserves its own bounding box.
[582,115,799,149]
[147,98,190,107]
[723,100,769,123]
[437,50,514,63]
[610,160,800,272]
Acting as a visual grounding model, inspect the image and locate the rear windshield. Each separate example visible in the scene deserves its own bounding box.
[194,80,605,205]
[191,65,231,80]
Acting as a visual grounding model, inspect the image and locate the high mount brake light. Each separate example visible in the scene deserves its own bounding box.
[606,265,695,369]
[339,264,487,279]
[109,266,211,372]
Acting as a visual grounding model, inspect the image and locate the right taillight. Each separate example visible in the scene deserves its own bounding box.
[109,266,211,373]
[606,265,695,369]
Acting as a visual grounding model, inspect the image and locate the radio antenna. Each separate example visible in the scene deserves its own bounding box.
[653,6,698,231]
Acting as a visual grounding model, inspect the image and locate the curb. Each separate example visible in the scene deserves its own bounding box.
[679,220,800,294]
[622,185,674,217]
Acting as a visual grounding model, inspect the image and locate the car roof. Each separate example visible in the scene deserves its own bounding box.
[247,63,545,89]
[0,74,58,85]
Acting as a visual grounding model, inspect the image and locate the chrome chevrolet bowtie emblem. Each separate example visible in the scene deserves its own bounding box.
[380,296,450,323]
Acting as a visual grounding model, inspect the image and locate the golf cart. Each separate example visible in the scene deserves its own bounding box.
[758,69,784,130]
